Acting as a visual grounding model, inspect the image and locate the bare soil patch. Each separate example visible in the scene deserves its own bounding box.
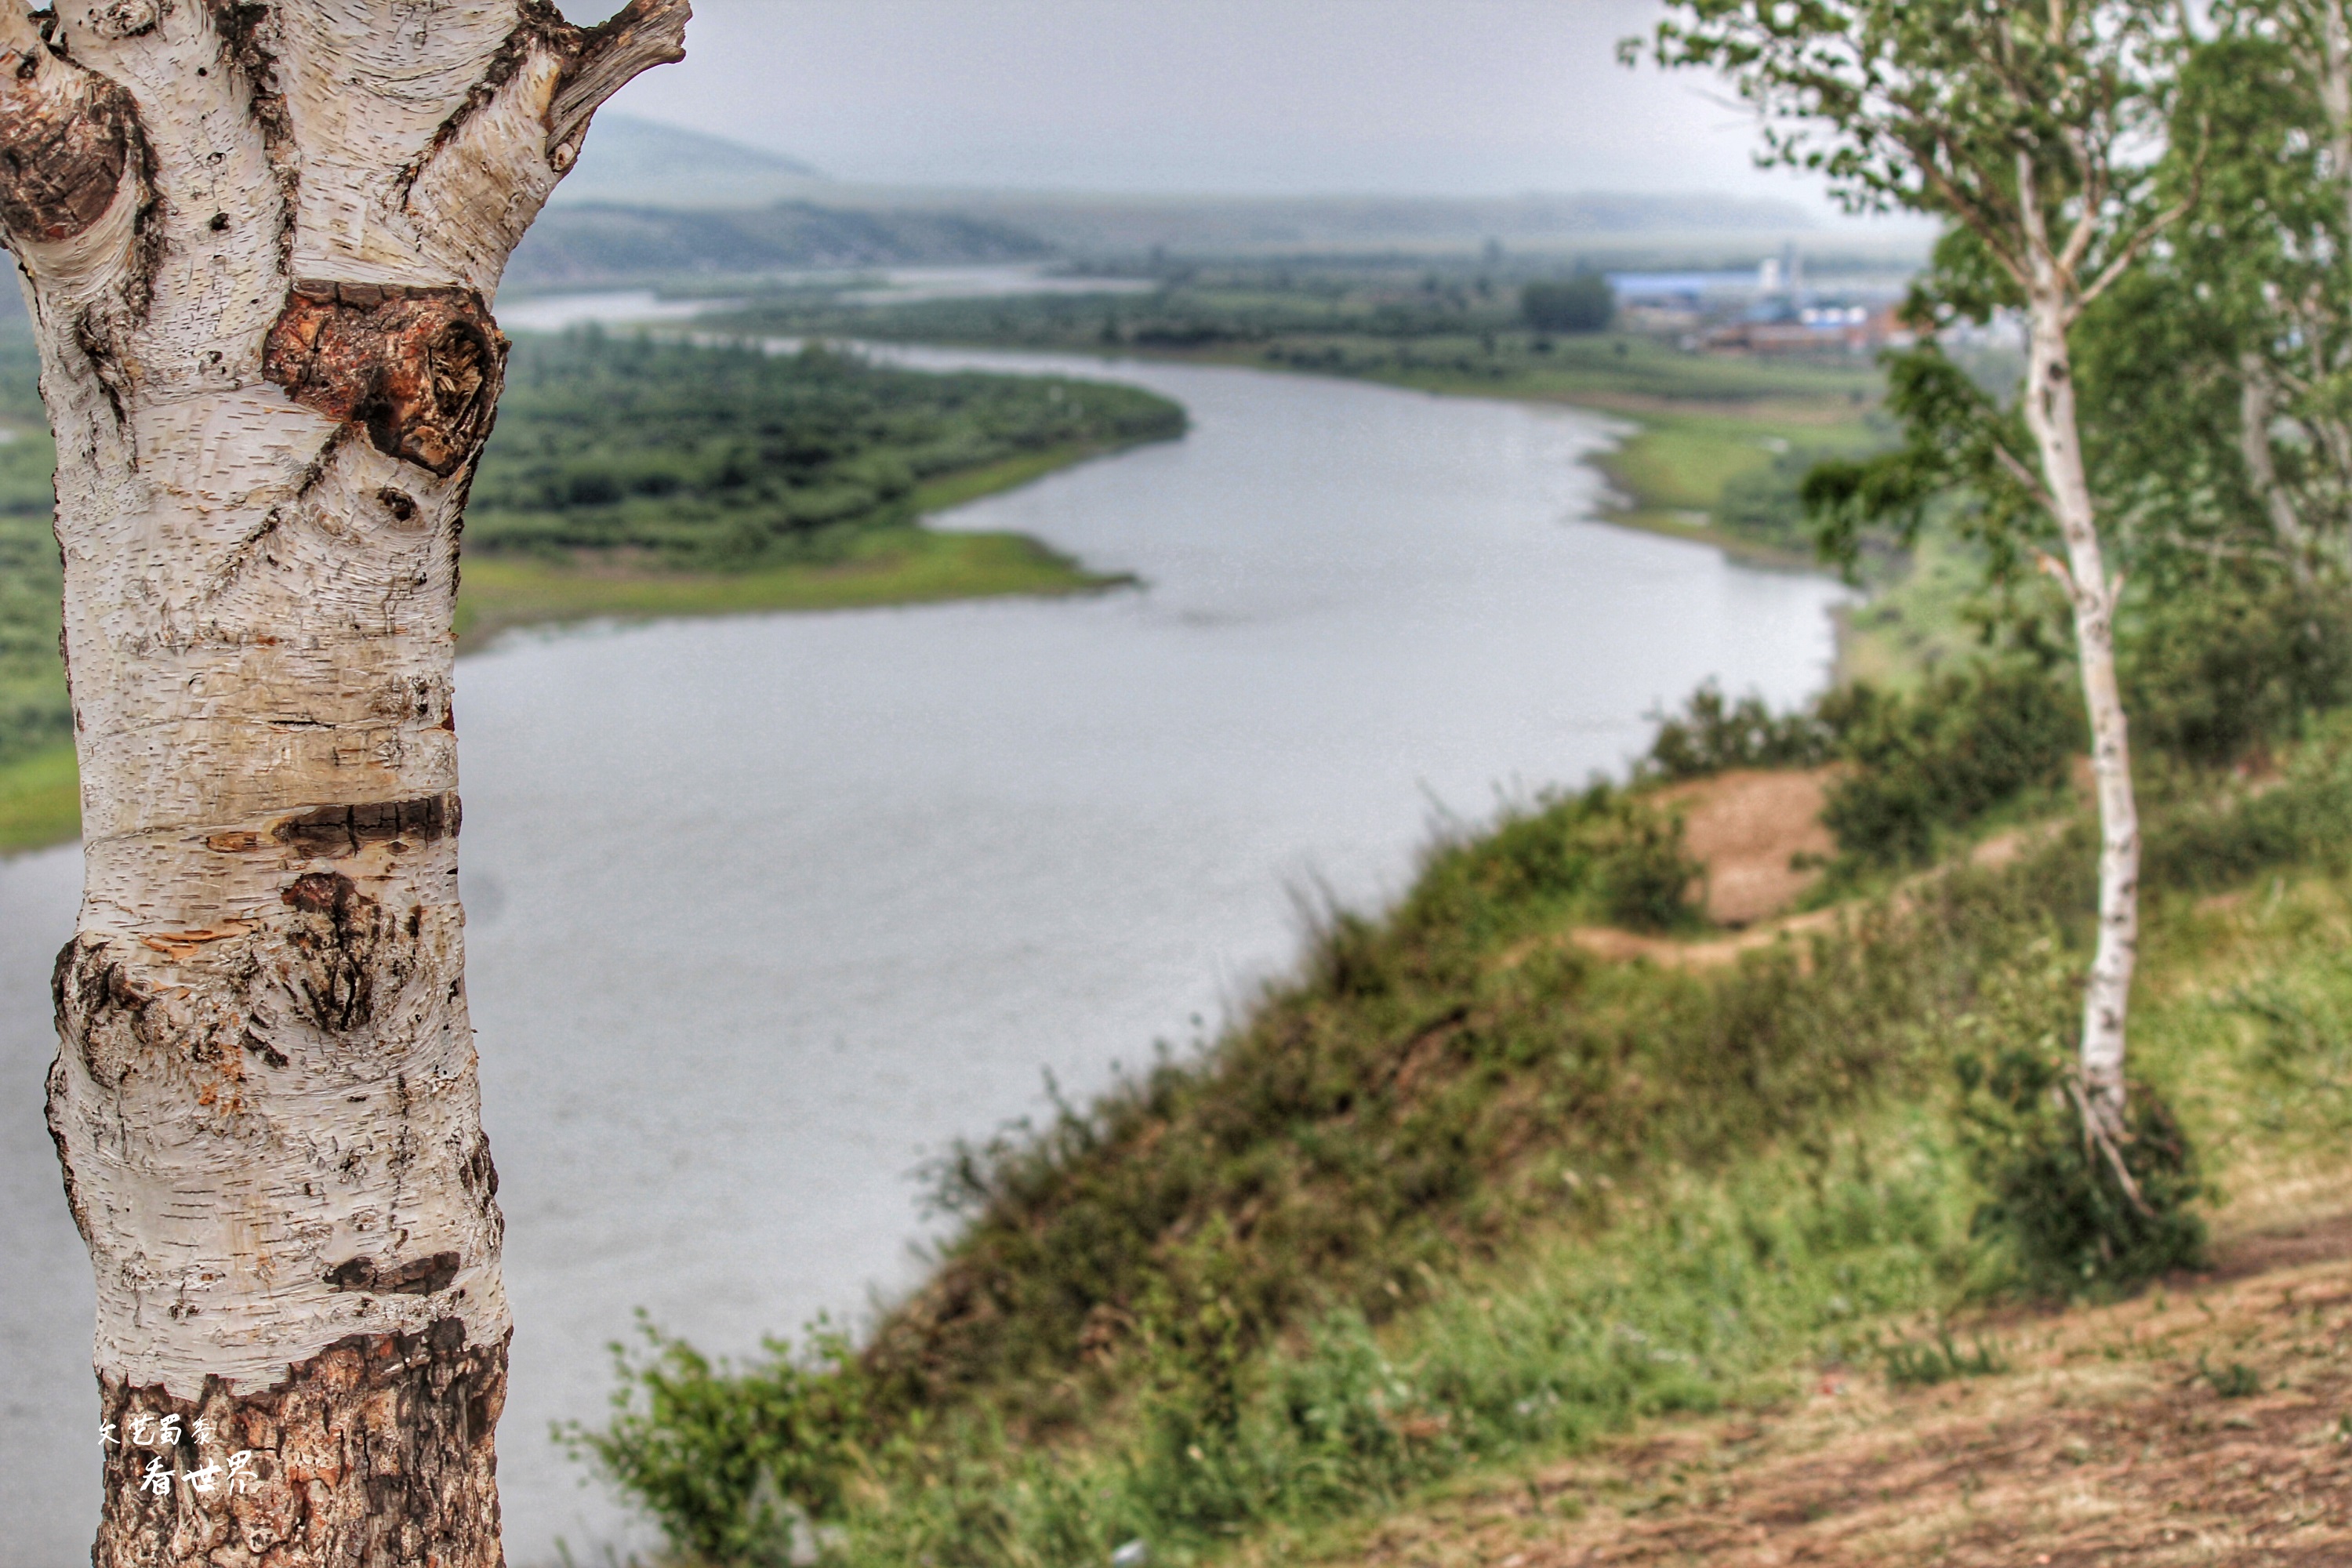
[1655,768,1838,927]
[1563,775,2074,972]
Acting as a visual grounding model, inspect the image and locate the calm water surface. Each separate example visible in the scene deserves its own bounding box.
[0,349,1845,1563]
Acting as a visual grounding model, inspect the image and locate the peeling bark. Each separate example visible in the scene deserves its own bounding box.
[93,1322,509,1568]
[15,0,689,1559]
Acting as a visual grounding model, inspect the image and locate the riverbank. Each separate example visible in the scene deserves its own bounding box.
[702,286,1894,570]
[452,445,1137,648]
[0,441,1150,857]
[0,339,1181,857]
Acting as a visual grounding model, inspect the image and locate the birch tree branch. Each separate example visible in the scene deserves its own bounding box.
[548,0,693,161]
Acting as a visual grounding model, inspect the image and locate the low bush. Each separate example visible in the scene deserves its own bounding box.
[1591,797,1706,932]
[1819,663,2079,868]
[1641,682,1835,780]
[1643,662,2078,870]
[2121,575,2352,769]
[2140,726,2352,891]
[1949,944,2205,1297]
[559,1316,884,1564]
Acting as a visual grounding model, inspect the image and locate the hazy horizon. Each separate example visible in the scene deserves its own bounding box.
[576,0,1926,233]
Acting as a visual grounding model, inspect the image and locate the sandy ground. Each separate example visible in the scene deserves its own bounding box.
[1278,1213,2352,1568]
[1566,768,2061,971]
[1654,768,1837,928]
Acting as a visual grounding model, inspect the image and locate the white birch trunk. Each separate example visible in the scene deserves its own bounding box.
[2236,354,2317,582]
[24,2,685,1560]
[2020,295,2140,1139]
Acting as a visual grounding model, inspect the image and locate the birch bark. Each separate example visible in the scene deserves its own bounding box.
[2020,295,2141,1140]
[26,2,685,1561]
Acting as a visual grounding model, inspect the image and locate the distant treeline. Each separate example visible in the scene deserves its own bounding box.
[710,265,1573,350]
[467,329,1185,566]
[504,201,1051,289]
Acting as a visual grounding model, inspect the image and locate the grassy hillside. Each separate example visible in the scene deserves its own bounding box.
[565,673,2352,1563]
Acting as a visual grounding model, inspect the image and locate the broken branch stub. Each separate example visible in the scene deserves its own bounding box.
[9,0,691,1562]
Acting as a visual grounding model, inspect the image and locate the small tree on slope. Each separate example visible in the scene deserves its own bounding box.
[1632,2,2187,1163]
[24,1,684,1561]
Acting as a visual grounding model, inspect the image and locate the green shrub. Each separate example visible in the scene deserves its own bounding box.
[1820,664,2078,868]
[1591,798,1704,931]
[2140,725,2352,891]
[1642,682,1835,780]
[1519,276,1614,333]
[557,1314,884,1563]
[1641,664,2078,872]
[2122,575,2352,768]
[1950,949,2205,1297]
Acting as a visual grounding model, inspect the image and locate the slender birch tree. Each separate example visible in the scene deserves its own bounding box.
[27,0,684,1559]
[1635,2,2187,1162]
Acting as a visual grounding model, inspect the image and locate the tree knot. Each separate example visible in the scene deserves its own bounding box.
[264,281,507,477]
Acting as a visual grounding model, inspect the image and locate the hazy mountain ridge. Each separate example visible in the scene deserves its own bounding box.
[922,190,1821,255]
[503,203,1052,289]
[548,115,1824,262]
[550,113,829,208]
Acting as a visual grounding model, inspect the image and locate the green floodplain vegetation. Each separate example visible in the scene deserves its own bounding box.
[0,327,1185,852]
[706,264,1903,568]
[0,273,1896,855]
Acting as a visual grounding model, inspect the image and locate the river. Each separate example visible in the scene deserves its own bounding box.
[0,345,1846,1563]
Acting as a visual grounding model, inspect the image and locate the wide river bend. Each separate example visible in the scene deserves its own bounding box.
[0,346,1846,1562]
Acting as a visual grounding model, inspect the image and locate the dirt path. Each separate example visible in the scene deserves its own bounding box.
[1564,770,2067,971]
[1283,1214,2352,1567]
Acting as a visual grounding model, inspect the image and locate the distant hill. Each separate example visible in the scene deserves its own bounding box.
[533,114,1838,268]
[908,191,1824,256]
[503,202,1052,289]
[553,114,829,208]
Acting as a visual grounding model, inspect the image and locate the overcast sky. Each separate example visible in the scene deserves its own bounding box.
[591,0,1871,215]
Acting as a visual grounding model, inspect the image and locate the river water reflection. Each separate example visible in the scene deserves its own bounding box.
[0,347,1846,1561]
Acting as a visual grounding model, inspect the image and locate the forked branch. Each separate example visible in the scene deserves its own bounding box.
[547,0,691,162]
